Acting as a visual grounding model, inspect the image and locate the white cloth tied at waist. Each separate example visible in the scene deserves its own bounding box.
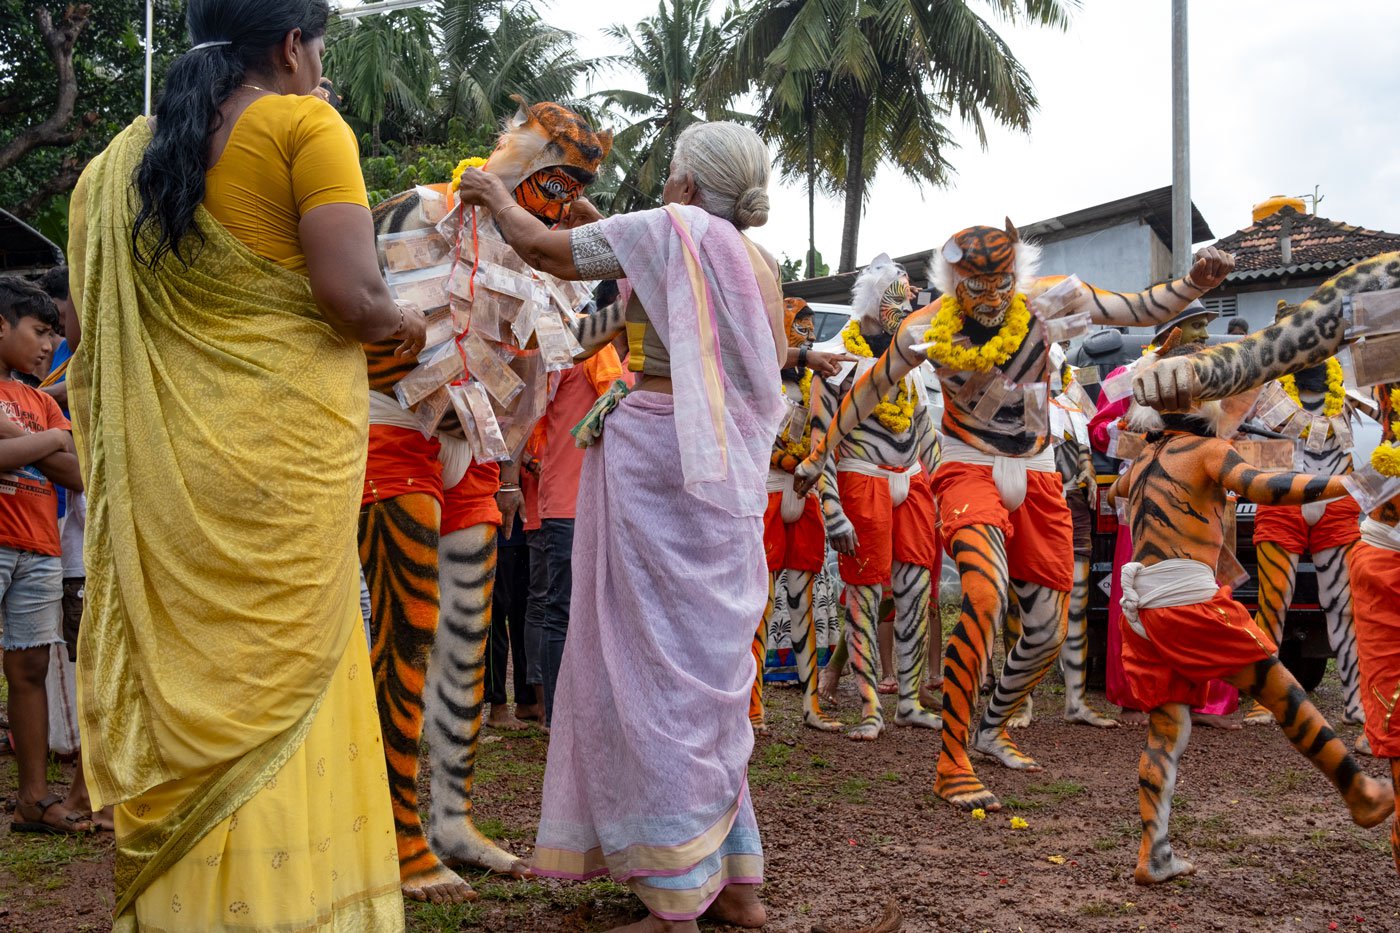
[939,434,1056,511]
[1118,558,1219,641]
[1360,517,1400,553]
[368,390,472,491]
[836,459,921,508]
[766,469,809,523]
[1300,500,1327,527]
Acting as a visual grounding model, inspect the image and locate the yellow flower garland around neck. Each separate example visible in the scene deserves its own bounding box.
[779,368,814,458]
[841,319,916,434]
[1372,387,1400,477]
[1280,357,1345,439]
[921,292,1031,373]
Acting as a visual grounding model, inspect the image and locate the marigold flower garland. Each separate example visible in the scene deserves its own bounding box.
[1280,357,1345,439]
[1372,387,1400,477]
[841,320,916,433]
[779,368,814,459]
[921,292,1031,373]
[449,156,490,196]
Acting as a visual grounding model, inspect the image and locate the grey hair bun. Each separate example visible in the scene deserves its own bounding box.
[734,186,770,228]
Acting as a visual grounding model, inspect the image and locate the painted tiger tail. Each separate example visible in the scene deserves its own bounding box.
[1226,657,1394,828]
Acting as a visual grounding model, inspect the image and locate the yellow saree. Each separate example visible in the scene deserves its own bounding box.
[68,118,402,931]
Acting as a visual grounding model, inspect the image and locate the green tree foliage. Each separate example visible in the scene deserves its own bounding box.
[713,0,1076,272]
[322,9,438,156]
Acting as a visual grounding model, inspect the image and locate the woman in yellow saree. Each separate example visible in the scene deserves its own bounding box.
[67,0,425,928]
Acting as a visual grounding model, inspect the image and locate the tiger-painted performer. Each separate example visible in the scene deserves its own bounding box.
[1246,300,1366,727]
[363,97,611,902]
[795,221,1236,809]
[1108,349,1393,884]
[812,255,942,741]
[1050,357,1116,728]
[750,298,844,733]
[1349,382,1400,873]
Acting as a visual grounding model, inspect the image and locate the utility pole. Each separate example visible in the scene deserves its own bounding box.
[1171,0,1190,276]
[144,0,154,116]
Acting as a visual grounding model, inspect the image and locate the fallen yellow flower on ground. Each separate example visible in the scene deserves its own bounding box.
[1010,816,1029,830]
[1046,855,1066,864]
[972,808,987,821]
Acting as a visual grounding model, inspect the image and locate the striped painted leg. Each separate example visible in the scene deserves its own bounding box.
[892,561,939,729]
[1246,542,1297,725]
[1062,554,1116,727]
[842,582,885,740]
[750,578,772,732]
[1134,704,1196,884]
[786,570,842,732]
[1315,544,1364,724]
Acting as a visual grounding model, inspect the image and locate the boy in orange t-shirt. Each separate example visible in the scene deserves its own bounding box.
[0,278,88,835]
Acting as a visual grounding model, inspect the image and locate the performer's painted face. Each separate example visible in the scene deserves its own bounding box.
[879,273,913,335]
[784,298,816,348]
[955,273,1016,327]
[513,165,589,225]
[943,223,1020,327]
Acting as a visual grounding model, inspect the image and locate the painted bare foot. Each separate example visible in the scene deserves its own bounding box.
[402,862,477,904]
[934,766,1002,812]
[1342,711,1365,726]
[486,705,530,731]
[606,917,700,933]
[803,709,844,733]
[1242,705,1274,727]
[1355,734,1373,756]
[971,728,1043,771]
[846,716,883,741]
[1007,696,1033,729]
[751,719,770,735]
[1346,774,1395,829]
[433,827,532,878]
[1190,712,1242,730]
[1134,852,1196,885]
[702,883,767,928]
[876,677,898,695]
[1063,704,1118,728]
[893,703,941,729]
[1120,709,1150,725]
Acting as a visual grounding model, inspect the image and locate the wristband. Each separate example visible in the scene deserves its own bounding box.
[493,202,524,222]
[497,483,521,493]
[797,346,809,369]
[391,304,406,337]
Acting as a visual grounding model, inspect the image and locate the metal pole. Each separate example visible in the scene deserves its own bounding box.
[144,0,154,116]
[1170,0,1190,276]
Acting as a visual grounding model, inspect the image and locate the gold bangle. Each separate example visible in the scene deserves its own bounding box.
[493,202,523,222]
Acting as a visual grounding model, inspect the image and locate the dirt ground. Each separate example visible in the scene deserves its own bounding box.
[2,646,1396,932]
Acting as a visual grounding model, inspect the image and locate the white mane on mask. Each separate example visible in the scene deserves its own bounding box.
[851,253,905,325]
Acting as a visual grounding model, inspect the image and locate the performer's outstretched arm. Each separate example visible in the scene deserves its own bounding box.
[1209,445,1349,506]
[1135,252,1400,410]
[573,300,626,359]
[1045,246,1235,329]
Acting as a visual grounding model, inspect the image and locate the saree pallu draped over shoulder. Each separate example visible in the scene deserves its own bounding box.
[69,118,402,930]
[532,205,784,920]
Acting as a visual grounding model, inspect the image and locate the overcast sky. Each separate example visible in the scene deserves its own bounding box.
[351,0,1400,271]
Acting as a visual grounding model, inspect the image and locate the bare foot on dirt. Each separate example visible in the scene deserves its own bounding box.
[935,765,1002,812]
[702,883,767,928]
[1355,734,1373,756]
[486,705,530,730]
[434,825,534,878]
[1190,712,1242,730]
[818,667,841,706]
[971,729,1043,771]
[1007,696,1033,729]
[1120,709,1149,725]
[515,703,544,723]
[1134,852,1196,885]
[1242,706,1274,727]
[1347,775,1395,829]
[846,717,883,741]
[803,710,844,732]
[402,862,478,904]
[1063,705,1118,728]
[751,719,769,735]
[893,704,940,729]
[918,679,943,711]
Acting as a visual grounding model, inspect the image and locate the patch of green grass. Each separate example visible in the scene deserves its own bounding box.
[836,777,871,803]
[809,756,830,769]
[46,756,64,783]
[757,743,791,769]
[1269,768,1308,794]
[999,796,1045,811]
[1026,779,1084,801]
[473,818,527,841]
[1093,836,1120,851]
[0,834,103,886]
[407,900,485,931]
[878,771,900,783]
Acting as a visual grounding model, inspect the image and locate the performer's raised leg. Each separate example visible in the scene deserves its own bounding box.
[1246,541,1298,725]
[1134,703,1196,884]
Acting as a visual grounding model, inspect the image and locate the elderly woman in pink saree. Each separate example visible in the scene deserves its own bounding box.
[457,121,790,932]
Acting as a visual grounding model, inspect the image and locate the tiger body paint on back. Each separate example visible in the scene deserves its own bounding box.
[794,224,1234,810]
[361,99,611,899]
[812,257,941,741]
[1110,388,1393,883]
[750,300,843,734]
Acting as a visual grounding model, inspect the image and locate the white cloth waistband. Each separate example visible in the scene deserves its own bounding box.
[939,434,1056,512]
[369,390,471,491]
[1360,518,1400,553]
[836,460,921,508]
[766,469,810,523]
[1119,558,1219,641]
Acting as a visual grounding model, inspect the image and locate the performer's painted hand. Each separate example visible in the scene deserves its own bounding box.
[793,452,823,495]
[805,349,856,379]
[826,512,858,557]
[1132,355,1200,412]
[1187,246,1235,291]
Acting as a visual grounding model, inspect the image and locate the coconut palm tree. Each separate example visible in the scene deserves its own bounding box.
[713,0,1077,273]
[439,0,597,135]
[593,0,742,213]
[322,9,437,156]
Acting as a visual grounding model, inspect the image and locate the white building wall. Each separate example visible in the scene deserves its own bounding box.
[1033,221,1157,292]
[1223,285,1316,334]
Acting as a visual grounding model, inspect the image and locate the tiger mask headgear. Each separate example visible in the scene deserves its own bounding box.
[488,95,613,225]
[851,253,913,336]
[931,219,1041,327]
[784,297,816,348]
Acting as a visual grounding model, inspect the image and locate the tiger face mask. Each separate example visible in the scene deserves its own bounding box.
[879,272,914,335]
[942,222,1021,327]
[513,165,590,225]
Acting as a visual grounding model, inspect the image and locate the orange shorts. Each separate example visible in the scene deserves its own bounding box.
[1252,497,1361,554]
[1121,586,1277,710]
[1348,542,1400,758]
[763,491,826,573]
[931,461,1074,592]
[836,468,938,586]
[441,461,502,536]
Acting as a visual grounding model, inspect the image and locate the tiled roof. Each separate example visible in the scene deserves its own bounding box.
[1215,206,1400,281]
